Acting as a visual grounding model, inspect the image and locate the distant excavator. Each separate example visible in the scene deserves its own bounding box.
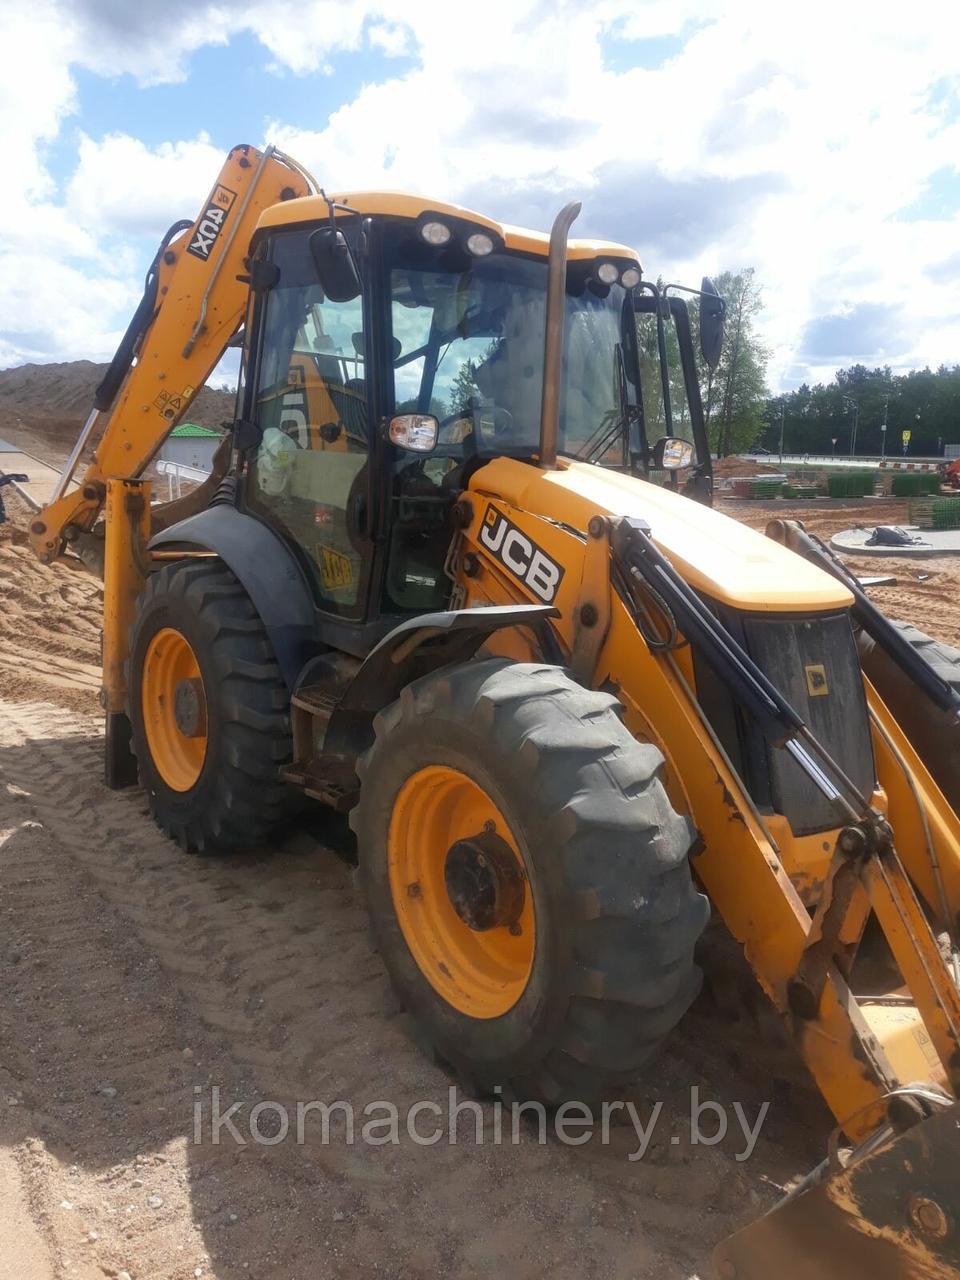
[28,142,960,1277]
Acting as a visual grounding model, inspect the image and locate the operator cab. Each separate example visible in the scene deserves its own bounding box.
[237,193,716,646]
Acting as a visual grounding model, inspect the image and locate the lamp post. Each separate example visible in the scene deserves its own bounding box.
[778,398,786,465]
[842,396,860,457]
[880,395,889,461]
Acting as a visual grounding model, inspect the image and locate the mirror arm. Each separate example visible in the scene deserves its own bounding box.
[655,297,674,437]
[621,294,648,469]
[669,297,713,495]
[635,281,674,444]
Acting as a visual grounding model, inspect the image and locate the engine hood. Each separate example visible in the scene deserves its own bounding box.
[469,458,852,613]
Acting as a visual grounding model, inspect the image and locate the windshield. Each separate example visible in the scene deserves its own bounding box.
[634,300,695,453]
[385,226,637,465]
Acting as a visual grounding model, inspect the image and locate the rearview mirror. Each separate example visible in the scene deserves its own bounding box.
[699,276,725,372]
[653,436,694,470]
[388,414,438,453]
[309,226,361,303]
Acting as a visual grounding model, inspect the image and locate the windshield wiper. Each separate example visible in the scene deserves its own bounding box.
[572,344,632,464]
[572,409,624,463]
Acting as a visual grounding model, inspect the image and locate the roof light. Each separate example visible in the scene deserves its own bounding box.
[621,266,641,288]
[466,232,495,257]
[420,220,451,246]
[597,262,619,285]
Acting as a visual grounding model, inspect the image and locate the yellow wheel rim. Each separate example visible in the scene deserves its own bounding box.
[388,765,535,1019]
[140,627,208,793]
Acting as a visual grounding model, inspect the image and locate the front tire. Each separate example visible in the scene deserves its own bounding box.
[351,659,709,1106]
[128,561,294,852]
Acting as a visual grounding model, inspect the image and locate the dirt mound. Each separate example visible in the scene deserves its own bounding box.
[0,496,102,712]
[0,360,105,418]
[0,361,233,466]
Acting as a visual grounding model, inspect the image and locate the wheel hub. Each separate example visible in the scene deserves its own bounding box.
[174,677,206,737]
[444,829,525,932]
[387,764,535,1019]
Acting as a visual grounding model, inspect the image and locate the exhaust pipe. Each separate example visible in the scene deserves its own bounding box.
[538,201,580,469]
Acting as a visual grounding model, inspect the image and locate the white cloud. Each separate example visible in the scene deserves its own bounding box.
[66,133,226,237]
[2,0,960,393]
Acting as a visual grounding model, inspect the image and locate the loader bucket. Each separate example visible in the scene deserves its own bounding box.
[857,628,960,814]
[713,1102,960,1280]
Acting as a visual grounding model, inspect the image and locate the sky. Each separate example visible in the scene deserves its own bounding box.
[1,0,959,393]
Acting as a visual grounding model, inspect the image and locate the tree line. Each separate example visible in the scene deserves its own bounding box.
[693,269,960,458]
[760,364,960,458]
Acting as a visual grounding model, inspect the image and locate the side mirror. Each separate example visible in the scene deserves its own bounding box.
[653,436,695,470]
[699,276,725,372]
[309,226,361,303]
[388,414,438,453]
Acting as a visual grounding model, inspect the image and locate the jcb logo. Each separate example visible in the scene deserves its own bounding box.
[186,185,237,261]
[479,505,564,603]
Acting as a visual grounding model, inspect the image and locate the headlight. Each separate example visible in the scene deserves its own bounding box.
[388,414,439,453]
[621,266,641,288]
[597,261,619,285]
[466,231,494,257]
[420,220,451,246]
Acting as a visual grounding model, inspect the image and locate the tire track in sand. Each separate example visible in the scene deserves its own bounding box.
[1,697,809,1279]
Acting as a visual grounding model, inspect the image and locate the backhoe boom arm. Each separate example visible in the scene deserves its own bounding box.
[28,143,312,564]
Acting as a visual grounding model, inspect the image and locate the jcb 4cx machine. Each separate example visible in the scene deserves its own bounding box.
[30,144,960,1277]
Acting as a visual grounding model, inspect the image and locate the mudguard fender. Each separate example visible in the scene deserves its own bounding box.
[149,506,317,688]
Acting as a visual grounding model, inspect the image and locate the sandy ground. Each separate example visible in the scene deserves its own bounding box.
[2,471,958,1279]
[725,495,960,647]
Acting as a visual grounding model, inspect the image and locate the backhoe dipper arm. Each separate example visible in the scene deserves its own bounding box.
[28,143,313,564]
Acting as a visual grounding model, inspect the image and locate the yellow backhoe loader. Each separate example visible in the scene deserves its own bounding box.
[29,142,960,1277]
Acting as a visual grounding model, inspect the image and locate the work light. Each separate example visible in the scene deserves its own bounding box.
[420,220,451,246]
[466,232,495,257]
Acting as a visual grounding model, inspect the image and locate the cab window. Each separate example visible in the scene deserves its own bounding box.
[247,231,370,616]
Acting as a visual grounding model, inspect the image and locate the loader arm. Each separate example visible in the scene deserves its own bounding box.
[451,457,960,1275]
[28,143,312,566]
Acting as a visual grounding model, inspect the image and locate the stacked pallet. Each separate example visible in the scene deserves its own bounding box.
[827,472,875,498]
[782,483,822,500]
[908,496,960,530]
[891,472,941,497]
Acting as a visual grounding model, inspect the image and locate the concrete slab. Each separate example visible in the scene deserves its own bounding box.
[0,449,73,512]
[830,526,960,557]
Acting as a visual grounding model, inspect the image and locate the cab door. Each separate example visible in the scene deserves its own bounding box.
[244,228,372,618]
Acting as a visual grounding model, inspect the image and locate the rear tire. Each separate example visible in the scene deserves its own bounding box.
[351,659,709,1107]
[128,561,294,852]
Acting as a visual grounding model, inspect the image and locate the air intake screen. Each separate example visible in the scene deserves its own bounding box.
[742,612,876,835]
